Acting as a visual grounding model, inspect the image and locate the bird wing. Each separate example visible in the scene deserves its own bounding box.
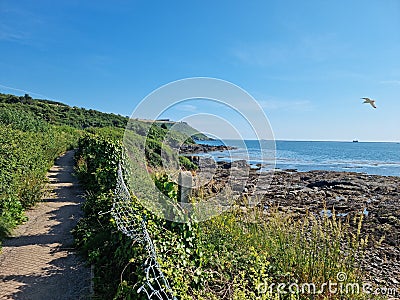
[361,97,377,108]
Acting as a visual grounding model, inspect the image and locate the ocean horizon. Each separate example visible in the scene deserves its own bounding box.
[195,139,400,177]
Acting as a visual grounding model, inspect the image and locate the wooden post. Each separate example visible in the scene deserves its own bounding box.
[178,171,192,204]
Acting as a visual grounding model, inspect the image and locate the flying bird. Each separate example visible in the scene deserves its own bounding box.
[361,97,377,109]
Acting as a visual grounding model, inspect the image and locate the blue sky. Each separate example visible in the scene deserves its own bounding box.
[0,0,399,141]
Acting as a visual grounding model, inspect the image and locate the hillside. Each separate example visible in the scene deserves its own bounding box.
[0,93,128,129]
[0,93,210,140]
[139,119,211,141]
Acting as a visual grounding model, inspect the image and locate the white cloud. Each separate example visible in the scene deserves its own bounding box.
[380,80,400,85]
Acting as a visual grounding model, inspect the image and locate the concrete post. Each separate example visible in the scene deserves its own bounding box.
[178,171,192,204]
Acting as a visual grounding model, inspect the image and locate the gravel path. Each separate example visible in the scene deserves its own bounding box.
[0,150,91,299]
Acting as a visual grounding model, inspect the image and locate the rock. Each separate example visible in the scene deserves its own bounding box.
[307,180,330,188]
[231,160,249,168]
[284,169,298,172]
[179,144,236,154]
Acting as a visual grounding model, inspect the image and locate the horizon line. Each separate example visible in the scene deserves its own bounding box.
[204,138,400,143]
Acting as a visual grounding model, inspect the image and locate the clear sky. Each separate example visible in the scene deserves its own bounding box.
[1,0,399,141]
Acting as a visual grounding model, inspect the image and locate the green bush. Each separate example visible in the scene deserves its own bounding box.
[0,93,128,129]
[75,132,123,192]
[0,124,80,240]
[179,155,198,171]
[0,106,48,132]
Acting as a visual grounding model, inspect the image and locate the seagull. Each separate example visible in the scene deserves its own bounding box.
[361,97,377,109]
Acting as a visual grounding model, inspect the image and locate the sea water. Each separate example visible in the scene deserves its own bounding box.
[195,140,400,177]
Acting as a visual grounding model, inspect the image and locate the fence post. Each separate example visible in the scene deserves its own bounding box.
[178,171,192,204]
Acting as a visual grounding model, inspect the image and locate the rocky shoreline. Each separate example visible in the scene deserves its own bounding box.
[252,168,400,289]
[186,154,400,292]
[179,143,235,154]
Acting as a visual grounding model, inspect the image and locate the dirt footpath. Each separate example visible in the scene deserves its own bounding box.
[0,150,91,299]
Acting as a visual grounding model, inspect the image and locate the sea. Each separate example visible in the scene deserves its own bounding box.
[195,140,400,177]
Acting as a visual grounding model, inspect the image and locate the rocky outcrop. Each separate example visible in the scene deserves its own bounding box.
[179,144,235,154]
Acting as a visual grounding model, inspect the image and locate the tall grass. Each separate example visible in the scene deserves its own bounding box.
[196,207,369,299]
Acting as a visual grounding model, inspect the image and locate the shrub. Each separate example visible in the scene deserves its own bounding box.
[0,124,80,239]
[179,156,198,171]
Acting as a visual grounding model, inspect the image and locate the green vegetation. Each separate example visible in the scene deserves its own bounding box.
[74,128,368,299]
[0,93,209,137]
[149,120,211,141]
[179,156,198,171]
[197,210,367,299]
[0,94,90,240]
[0,93,128,129]
[0,122,80,240]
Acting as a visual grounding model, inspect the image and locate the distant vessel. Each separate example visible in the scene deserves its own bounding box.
[353,140,359,143]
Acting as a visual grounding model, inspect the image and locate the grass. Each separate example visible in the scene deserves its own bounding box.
[193,206,369,299]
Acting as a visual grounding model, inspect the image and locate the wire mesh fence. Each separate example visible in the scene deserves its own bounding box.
[111,164,177,300]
